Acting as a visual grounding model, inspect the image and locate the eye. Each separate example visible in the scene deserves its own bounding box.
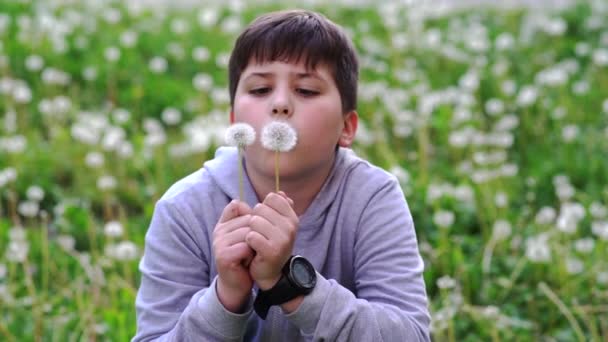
[297,88,320,97]
[249,87,271,96]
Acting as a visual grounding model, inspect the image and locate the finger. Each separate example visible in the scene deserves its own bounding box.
[215,214,252,235]
[248,214,276,241]
[219,200,253,224]
[226,242,254,263]
[277,191,294,207]
[263,193,296,218]
[218,227,251,247]
[252,203,284,228]
[245,231,273,255]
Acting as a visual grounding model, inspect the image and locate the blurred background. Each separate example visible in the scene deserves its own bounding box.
[1,0,607,340]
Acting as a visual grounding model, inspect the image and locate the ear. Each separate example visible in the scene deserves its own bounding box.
[229,110,235,124]
[338,111,358,147]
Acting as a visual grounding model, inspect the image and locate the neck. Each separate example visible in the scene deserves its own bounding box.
[245,153,336,216]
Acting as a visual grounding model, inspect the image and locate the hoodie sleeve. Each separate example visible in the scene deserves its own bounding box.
[285,177,431,341]
[132,199,254,342]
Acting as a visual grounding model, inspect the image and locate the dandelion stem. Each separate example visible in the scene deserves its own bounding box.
[238,148,244,201]
[538,282,586,342]
[275,150,279,192]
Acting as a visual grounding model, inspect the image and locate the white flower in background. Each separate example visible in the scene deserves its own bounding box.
[26,186,44,202]
[112,108,131,124]
[525,234,551,263]
[501,79,517,96]
[56,234,75,252]
[492,220,512,240]
[551,107,567,120]
[225,123,256,147]
[495,32,515,50]
[572,80,589,95]
[85,151,104,168]
[42,68,70,85]
[106,241,138,261]
[516,85,538,107]
[102,7,122,24]
[500,163,518,177]
[591,221,608,240]
[192,46,210,62]
[161,107,182,126]
[458,70,479,92]
[167,42,185,60]
[104,221,124,238]
[590,202,607,219]
[215,52,231,69]
[261,121,297,152]
[592,48,608,66]
[436,275,456,289]
[143,118,163,133]
[603,99,608,113]
[535,206,556,225]
[82,66,97,81]
[221,16,242,34]
[171,18,190,35]
[575,42,591,56]
[193,73,213,91]
[598,272,608,285]
[149,57,168,74]
[556,181,575,200]
[211,88,230,105]
[389,165,410,185]
[25,55,44,71]
[574,238,595,254]
[494,192,508,208]
[0,135,27,153]
[433,210,455,229]
[117,142,134,158]
[0,167,17,187]
[12,82,32,104]
[120,30,138,48]
[485,98,504,116]
[102,126,126,151]
[494,114,519,131]
[144,131,167,148]
[198,8,219,28]
[97,175,117,191]
[6,240,29,263]
[18,201,39,218]
[543,17,567,36]
[565,257,584,275]
[104,46,121,63]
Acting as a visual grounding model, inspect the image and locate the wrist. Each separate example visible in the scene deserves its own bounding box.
[256,274,282,291]
[216,278,251,313]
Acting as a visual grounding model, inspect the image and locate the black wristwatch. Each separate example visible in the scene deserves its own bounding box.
[253,255,317,319]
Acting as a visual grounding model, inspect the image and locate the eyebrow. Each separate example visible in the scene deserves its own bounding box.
[243,71,325,82]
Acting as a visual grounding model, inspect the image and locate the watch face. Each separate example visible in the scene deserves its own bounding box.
[291,258,316,288]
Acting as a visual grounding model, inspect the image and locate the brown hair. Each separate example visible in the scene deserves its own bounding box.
[228,9,359,113]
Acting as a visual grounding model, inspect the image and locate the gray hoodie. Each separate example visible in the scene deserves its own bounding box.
[133,146,430,341]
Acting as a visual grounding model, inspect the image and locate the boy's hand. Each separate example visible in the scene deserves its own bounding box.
[246,192,298,290]
[213,200,255,313]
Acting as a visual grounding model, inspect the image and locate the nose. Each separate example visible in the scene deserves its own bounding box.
[270,87,292,117]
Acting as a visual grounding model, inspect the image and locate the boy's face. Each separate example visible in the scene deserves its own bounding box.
[232,59,357,182]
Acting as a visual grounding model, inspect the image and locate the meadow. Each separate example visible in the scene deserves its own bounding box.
[0,0,607,340]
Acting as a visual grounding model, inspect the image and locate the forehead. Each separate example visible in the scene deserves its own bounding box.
[241,58,333,80]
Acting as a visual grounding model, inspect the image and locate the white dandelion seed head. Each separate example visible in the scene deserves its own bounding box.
[261,121,298,152]
[225,123,256,147]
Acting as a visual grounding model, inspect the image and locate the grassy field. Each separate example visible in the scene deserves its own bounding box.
[0,0,607,340]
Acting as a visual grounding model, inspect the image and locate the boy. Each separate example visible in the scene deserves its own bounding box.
[133,9,430,341]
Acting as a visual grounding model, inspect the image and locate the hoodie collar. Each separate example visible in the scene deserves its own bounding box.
[204,146,359,227]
